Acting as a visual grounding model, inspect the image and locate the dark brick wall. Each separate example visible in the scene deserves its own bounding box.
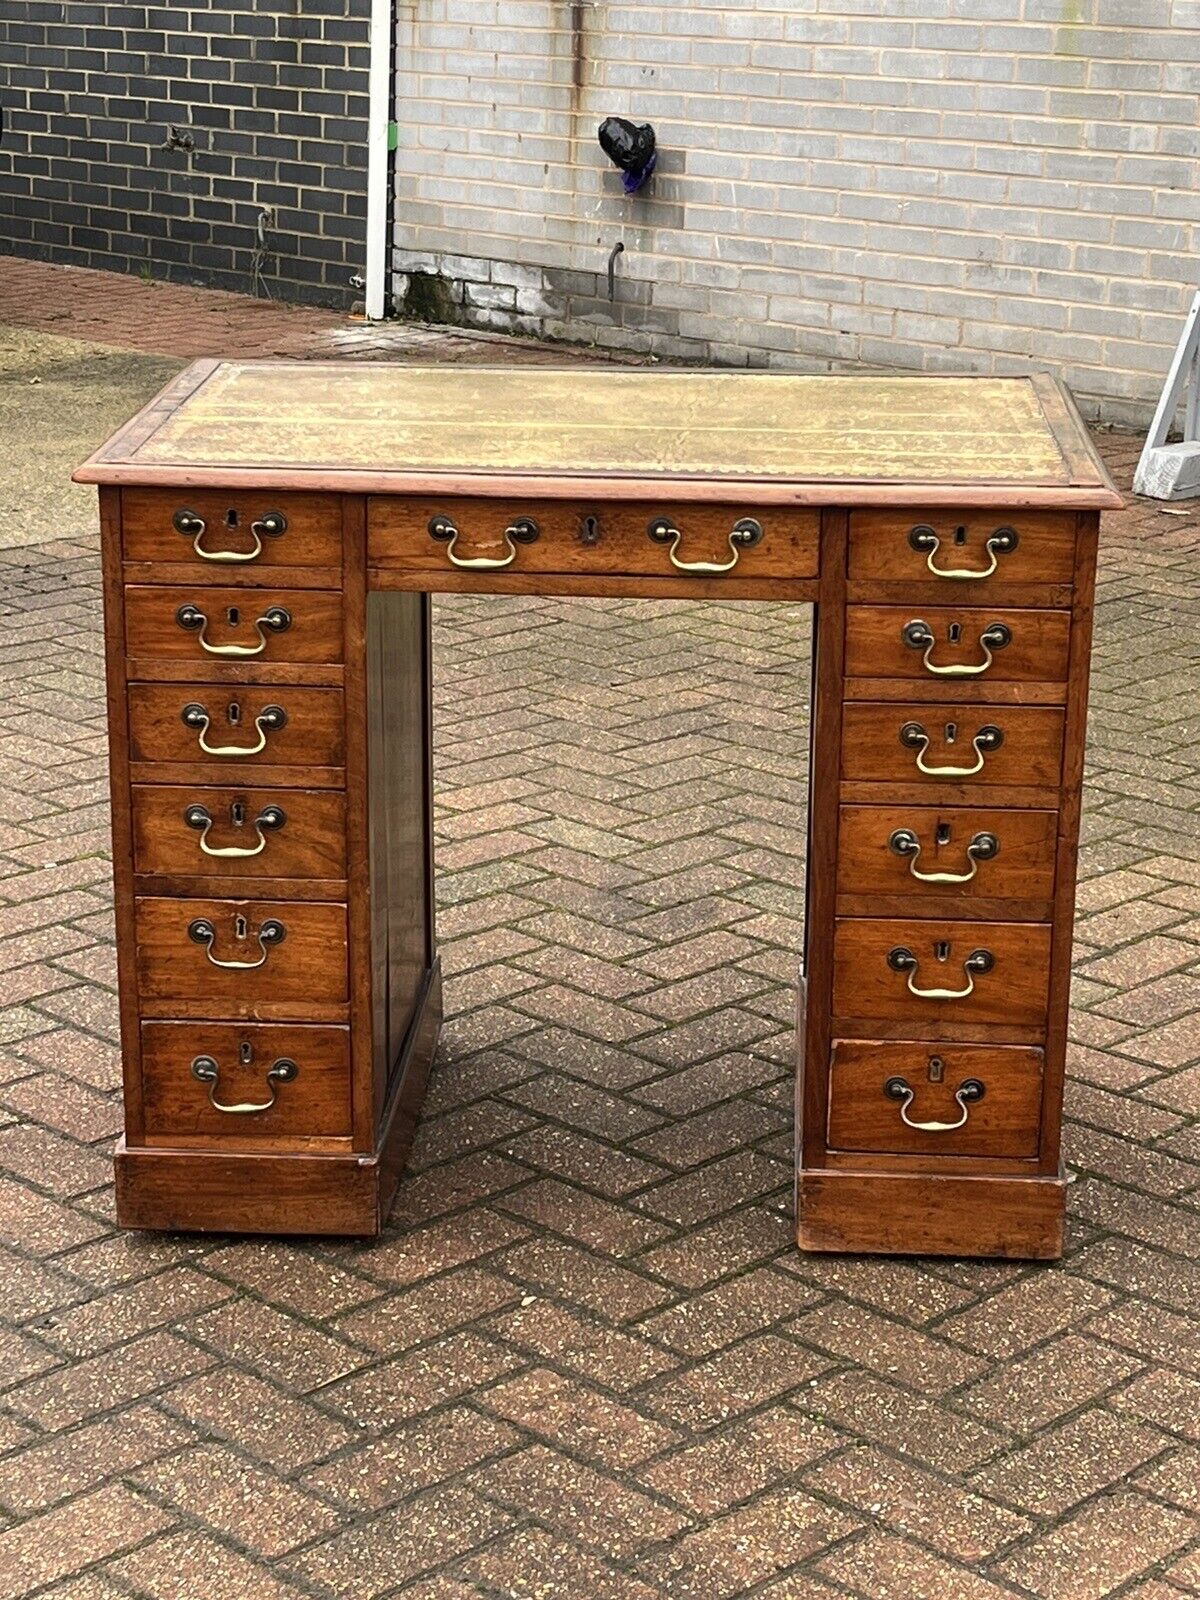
[0,1,372,307]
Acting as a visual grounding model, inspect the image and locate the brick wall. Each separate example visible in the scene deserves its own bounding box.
[0,1,372,307]
[391,0,1200,423]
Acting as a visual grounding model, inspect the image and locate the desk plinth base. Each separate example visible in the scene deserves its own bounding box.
[796,1165,1066,1260]
[115,963,442,1238]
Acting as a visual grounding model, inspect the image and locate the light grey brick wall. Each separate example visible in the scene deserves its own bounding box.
[390,0,1200,423]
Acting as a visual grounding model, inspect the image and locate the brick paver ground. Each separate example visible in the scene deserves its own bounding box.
[0,258,1198,1598]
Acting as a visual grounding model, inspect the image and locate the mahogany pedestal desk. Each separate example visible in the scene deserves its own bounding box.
[76,364,1121,1258]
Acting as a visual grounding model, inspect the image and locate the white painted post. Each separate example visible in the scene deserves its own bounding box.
[364,0,392,322]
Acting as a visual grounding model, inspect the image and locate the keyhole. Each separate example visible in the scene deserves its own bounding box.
[227,606,240,627]
[234,914,248,940]
[239,1039,253,1065]
[948,622,961,644]
[944,722,957,745]
[935,941,950,962]
[580,514,600,546]
[935,821,951,845]
[225,508,239,529]
[927,1055,944,1083]
[230,800,245,827]
[228,701,241,726]
[953,524,966,545]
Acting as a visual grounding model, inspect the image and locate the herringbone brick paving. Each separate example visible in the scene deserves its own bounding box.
[0,270,1198,1597]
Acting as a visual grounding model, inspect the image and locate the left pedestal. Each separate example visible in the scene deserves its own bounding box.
[101,488,439,1236]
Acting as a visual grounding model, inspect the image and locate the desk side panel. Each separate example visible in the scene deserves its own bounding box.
[364,587,437,1135]
[800,509,848,1166]
[100,486,146,1141]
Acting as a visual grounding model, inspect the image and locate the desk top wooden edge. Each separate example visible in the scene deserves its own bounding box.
[75,358,1124,510]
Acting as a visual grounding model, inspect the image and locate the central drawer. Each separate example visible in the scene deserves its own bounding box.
[832,917,1052,1028]
[135,896,349,1008]
[368,497,820,579]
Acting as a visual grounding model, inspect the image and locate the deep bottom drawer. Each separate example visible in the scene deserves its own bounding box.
[827,1039,1043,1158]
[141,1021,352,1141]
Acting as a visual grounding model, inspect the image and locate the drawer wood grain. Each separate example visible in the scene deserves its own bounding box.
[128,684,345,771]
[845,605,1071,686]
[368,497,819,580]
[141,1021,351,1141]
[122,489,342,570]
[837,805,1058,903]
[132,785,346,880]
[849,510,1076,588]
[125,586,343,666]
[841,702,1064,789]
[135,896,348,1007]
[827,1040,1042,1158]
[832,918,1052,1028]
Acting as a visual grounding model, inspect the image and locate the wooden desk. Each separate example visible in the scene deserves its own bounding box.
[77,363,1121,1258]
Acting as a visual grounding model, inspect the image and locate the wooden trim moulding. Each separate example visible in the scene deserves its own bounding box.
[74,461,1125,509]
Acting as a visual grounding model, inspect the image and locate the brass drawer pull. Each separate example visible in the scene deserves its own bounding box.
[887,945,994,1000]
[172,508,287,563]
[908,524,1017,580]
[899,720,1002,777]
[184,802,286,858]
[187,915,286,969]
[647,515,763,574]
[427,512,540,569]
[901,619,1011,677]
[888,828,999,884]
[181,702,287,758]
[190,1052,298,1114]
[884,1074,984,1131]
[175,603,291,657]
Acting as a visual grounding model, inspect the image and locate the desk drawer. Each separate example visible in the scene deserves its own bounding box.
[841,702,1064,789]
[135,896,348,1007]
[848,510,1076,588]
[141,1021,351,1141]
[128,684,345,772]
[827,1040,1042,1158]
[845,605,1071,687]
[832,917,1052,1028]
[368,497,819,580]
[837,805,1058,904]
[122,489,342,571]
[125,587,343,667]
[132,785,346,881]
